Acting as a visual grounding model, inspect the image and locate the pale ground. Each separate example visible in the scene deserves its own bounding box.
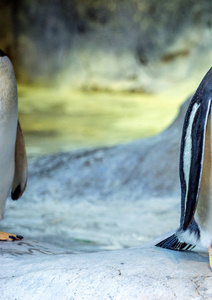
[1,239,211,300]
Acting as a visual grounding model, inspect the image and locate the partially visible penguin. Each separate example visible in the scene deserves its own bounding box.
[156,66,212,268]
[0,49,27,241]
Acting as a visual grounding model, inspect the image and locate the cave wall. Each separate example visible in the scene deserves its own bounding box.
[1,0,212,91]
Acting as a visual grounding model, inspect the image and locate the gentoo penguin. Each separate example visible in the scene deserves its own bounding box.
[0,49,27,241]
[155,66,212,268]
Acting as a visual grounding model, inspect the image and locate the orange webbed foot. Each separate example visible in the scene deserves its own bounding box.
[0,231,23,241]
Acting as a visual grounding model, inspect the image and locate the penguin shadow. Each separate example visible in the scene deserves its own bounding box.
[159,246,212,269]
[0,240,76,257]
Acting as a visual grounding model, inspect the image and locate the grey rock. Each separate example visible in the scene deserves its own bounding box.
[0,239,211,300]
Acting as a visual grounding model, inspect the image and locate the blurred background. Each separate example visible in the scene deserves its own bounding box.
[1,0,212,155]
[2,0,212,251]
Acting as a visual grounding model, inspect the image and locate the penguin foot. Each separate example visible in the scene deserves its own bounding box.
[0,231,23,241]
[208,247,212,269]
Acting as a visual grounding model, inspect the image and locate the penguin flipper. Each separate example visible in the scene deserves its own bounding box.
[155,233,195,251]
[180,96,211,231]
[11,120,27,200]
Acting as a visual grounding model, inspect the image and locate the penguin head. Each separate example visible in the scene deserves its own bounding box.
[198,67,212,97]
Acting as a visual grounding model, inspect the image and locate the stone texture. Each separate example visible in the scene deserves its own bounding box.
[0,239,211,300]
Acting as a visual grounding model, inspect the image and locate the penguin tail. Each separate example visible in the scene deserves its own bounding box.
[155,233,195,251]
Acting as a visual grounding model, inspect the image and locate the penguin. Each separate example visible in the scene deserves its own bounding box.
[155,66,212,268]
[0,49,27,241]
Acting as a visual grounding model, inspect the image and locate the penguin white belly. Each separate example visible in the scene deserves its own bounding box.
[0,116,17,219]
[195,111,212,248]
[196,197,212,249]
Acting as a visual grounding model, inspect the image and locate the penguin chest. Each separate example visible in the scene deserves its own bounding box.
[196,186,212,248]
[0,116,17,218]
[196,182,212,233]
[195,112,212,247]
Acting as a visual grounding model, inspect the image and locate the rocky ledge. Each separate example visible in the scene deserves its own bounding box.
[0,238,211,300]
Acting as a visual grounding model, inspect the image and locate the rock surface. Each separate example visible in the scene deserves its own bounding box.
[1,239,211,300]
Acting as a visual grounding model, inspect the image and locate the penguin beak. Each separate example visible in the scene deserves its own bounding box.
[0,49,6,57]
